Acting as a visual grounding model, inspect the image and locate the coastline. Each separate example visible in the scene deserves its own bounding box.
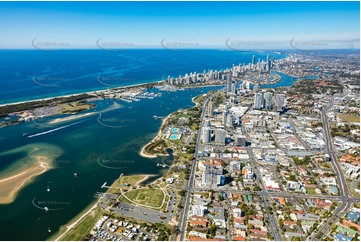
[0,80,166,108]
[52,173,155,241]
[0,155,53,204]
[139,115,171,158]
[49,112,97,124]
[140,89,206,159]
[52,198,99,241]
[51,89,213,240]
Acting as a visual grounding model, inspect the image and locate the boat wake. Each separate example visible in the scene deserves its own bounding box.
[26,119,87,138]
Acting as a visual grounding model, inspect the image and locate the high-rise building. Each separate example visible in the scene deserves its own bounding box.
[214,129,226,145]
[231,83,237,94]
[201,169,211,187]
[226,114,233,128]
[245,81,250,90]
[253,83,260,93]
[236,135,247,146]
[205,119,211,128]
[264,92,273,110]
[230,160,241,172]
[275,94,286,112]
[252,55,255,67]
[266,55,270,71]
[226,74,232,93]
[216,175,225,186]
[222,111,227,125]
[206,101,213,117]
[253,92,264,110]
[192,205,206,216]
[201,127,211,143]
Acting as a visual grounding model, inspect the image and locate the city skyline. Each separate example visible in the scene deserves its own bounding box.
[0,1,359,49]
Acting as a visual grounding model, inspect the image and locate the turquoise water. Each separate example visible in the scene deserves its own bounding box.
[170,134,178,140]
[0,50,295,240]
[0,86,221,240]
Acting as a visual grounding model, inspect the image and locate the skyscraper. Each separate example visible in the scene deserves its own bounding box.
[214,129,226,145]
[266,55,270,71]
[275,94,286,112]
[201,126,211,143]
[226,114,233,128]
[245,81,250,90]
[226,74,232,93]
[253,83,260,93]
[264,92,273,110]
[231,83,237,94]
[236,135,247,147]
[252,55,255,66]
[253,92,264,110]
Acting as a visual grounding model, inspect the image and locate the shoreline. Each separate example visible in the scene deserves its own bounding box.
[52,173,154,241]
[0,156,52,204]
[48,112,97,124]
[0,53,289,108]
[52,198,99,241]
[140,89,207,159]
[51,89,214,240]
[139,115,171,158]
[0,80,166,108]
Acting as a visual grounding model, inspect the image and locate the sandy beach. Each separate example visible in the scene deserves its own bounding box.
[54,200,99,241]
[49,112,97,124]
[0,80,166,108]
[0,156,52,204]
[139,115,171,158]
[135,174,156,186]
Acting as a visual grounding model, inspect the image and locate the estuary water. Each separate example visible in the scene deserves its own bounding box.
[0,49,292,240]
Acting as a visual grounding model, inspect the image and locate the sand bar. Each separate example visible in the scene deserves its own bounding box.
[0,156,52,204]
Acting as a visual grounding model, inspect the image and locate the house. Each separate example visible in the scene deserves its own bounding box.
[312,198,332,210]
[284,220,297,228]
[189,215,208,227]
[334,233,353,241]
[249,229,268,240]
[346,211,360,223]
[234,236,246,241]
[210,208,226,228]
[342,219,360,232]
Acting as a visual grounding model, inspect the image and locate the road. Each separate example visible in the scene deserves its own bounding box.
[178,88,225,240]
[177,95,358,241]
[97,188,177,225]
[246,146,282,241]
[308,101,354,240]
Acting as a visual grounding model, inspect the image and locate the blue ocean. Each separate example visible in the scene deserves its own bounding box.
[0,49,287,105]
[0,49,293,240]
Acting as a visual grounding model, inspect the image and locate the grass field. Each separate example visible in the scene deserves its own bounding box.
[60,102,94,113]
[144,139,168,155]
[120,187,165,208]
[120,175,151,187]
[337,114,360,123]
[306,187,321,195]
[60,207,104,241]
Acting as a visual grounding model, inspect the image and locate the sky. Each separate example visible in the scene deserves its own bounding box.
[0,1,359,49]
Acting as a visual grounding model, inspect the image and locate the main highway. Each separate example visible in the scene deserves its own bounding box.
[178,88,225,240]
[308,101,355,240]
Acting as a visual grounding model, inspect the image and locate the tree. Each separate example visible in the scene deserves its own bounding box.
[209,224,217,237]
[179,190,187,197]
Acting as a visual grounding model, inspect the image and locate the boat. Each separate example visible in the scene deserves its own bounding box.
[74,173,78,177]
